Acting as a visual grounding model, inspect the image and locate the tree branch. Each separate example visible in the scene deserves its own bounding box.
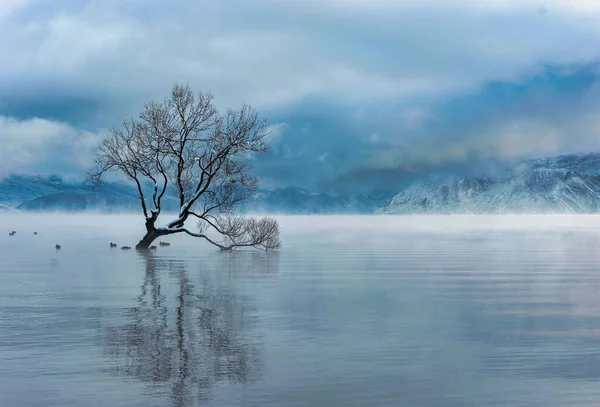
[132,170,149,219]
[156,226,228,250]
[88,82,279,251]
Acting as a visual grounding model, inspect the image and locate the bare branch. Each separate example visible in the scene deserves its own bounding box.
[88,82,278,251]
[197,215,280,251]
[156,226,228,250]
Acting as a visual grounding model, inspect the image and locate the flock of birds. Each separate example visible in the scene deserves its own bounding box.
[8,230,171,251]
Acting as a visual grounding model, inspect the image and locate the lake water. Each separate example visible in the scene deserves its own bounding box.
[2,214,600,406]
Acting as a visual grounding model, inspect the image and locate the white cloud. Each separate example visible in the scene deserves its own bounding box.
[318,151,329,161]
[369,133,380,143]
[256,122,289,158]
[1,0,600,183]
[0,0,599,115]
[359,110,600,173]
[401,108,434,130]
[264,122,288,145]
[0,115,105,176]
[241,121,288,160]
[0,0,29,22]
[292,0,600,13]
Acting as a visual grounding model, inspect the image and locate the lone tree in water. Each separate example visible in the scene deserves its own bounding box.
[88,84,280,251]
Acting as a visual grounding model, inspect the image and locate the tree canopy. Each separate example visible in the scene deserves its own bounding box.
[89,83,280,251]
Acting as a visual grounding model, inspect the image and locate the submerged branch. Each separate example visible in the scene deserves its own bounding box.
[197,215,280,251]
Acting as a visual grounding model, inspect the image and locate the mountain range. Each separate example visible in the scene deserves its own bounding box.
[0,174,388,214]
[0,175,170,212]
[3,153,600,214]
[380,153,600,214]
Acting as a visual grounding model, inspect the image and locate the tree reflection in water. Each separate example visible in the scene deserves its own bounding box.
[103,252,275,406]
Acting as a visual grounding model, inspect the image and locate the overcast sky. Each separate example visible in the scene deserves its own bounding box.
[1,0,600,192]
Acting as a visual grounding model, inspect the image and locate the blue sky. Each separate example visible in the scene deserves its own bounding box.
[1,0,600,192]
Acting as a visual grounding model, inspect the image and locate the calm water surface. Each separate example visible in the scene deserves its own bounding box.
[2,214,600,406]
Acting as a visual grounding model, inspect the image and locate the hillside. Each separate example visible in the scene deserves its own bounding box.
[0,175,389,214]
[5,153,600,214]
[380,153,600,214]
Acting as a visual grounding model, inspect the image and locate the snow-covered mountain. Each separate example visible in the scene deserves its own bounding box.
[0,175,389,214]
[380,153,600,214]
[0,174,77,208]
[0,175,178,212]
[5,153,600,214]
[526,153,600,176]
[0,203,20,213]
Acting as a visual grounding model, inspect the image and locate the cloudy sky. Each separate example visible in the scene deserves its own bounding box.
[1,0,600,192]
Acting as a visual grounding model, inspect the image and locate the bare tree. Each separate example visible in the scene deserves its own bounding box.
[88,84,281,251]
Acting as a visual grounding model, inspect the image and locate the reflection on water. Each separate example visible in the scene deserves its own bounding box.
[4,214,600,406]
[102,253,268,406]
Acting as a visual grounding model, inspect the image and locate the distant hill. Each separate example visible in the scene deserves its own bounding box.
[5,153,600,214]
[0,174,179,212]
[380,153,600,214]
[0,203,19,213]
[239,188,390,214]
[0,174,390,214]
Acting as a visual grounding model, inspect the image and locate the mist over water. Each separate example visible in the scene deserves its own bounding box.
[2,214,600,406]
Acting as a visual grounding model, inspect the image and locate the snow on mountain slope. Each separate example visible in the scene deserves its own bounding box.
[16,192,138,212]
[381,155,600,214]
[0,175,70,208]
[6,153,600,214]
[527,152,600,176]
[0,203,20,212]
[0,174,159,211]
[379,178,495,214]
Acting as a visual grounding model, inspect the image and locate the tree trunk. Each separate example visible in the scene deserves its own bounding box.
[136,218,164,250]
[136,230,163,250]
